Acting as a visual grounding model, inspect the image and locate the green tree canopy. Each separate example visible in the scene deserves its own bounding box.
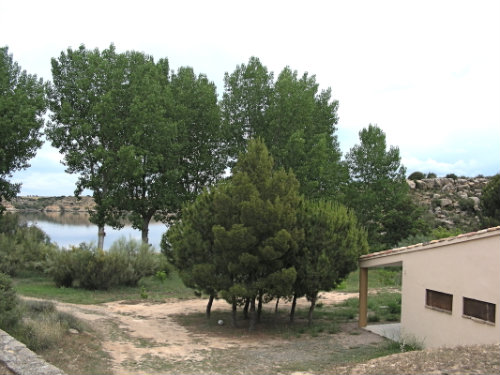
[293,200,368,325]
[48,45,228,246]
[0,46,46,211]
[167,139,303,329]
[221,57,346,200]
[345,124,421,251]
[47,44,128,248]
[480,174,500,227]
[167,139,368,330]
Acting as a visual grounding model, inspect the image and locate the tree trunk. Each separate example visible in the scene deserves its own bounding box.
[249,297,257,331]
[290,293,297,323]
[206,295,215,319]
[257,292,263,322]
[231,298,238,328]
[141,217,150,244]
[275,297,280,315]
[243,298,250,320]
[308,294,317,327]
[97,225,105,250]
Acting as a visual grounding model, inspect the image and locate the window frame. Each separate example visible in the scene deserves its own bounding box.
[463,297,496,324]
[425,289,453,314]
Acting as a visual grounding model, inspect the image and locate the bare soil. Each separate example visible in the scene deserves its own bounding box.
[25,293,500,374]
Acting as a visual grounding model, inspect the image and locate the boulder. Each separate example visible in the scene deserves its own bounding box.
[440,198,453,208]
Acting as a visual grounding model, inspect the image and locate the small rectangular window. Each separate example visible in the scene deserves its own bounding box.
[463,297,496,324]
[426,289,453,313]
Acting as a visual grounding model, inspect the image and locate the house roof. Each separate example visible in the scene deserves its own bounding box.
[360,226,500,262]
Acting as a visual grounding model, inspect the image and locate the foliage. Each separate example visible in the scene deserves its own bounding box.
[47,44,228,246]
[0,213,57,276]
[221,57,346,200]
[480,174,500,227]
[0,47,47,211]
[47,44,127,247]
[458,198,476,213]
[336,267,402,292]
[46,238,168,290]
[446,173,458,180]
[408,171,424,180]
[344,124,421,251]
[0,271,19,329]
[397,226,463,248]
[168,139,367,329]
[168,139,303,327]
[294,200,368,324]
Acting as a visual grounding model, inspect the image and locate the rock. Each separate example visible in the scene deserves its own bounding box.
[217,320,224,326]
[440,198,453,208]
[470,196,480,208]
[68,329,79,334]
[442,183,455,192]
[407,180,416,189]
[415,180,427,190]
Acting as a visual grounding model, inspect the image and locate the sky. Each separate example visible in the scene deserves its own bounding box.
[1,0,499,196]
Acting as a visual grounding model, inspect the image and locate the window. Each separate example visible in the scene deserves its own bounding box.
[426,289,453,313]
[463,297,496,324]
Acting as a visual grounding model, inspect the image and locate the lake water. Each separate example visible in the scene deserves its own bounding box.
[18,212,167,250]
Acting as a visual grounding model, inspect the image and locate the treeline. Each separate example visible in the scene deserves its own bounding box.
[2,44,427,252]
[2,43,500,329]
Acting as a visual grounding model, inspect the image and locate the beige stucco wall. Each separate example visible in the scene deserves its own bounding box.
[361,229,500,348]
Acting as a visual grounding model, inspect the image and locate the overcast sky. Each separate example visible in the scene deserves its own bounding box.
[2,0,499,196]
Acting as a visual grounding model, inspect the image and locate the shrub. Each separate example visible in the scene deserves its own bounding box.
[47,238,169,290]
[408,171,424,181]
[458,198,475,213]
[0,214,57,276]
[446,173,458,180]
[426,172,437,178]
[0,272,19,329]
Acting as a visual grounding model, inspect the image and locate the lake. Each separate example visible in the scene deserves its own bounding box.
[17,212,168,250]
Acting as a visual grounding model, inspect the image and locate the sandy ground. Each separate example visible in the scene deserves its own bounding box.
[42,292,358,374]
[23,292,500,374]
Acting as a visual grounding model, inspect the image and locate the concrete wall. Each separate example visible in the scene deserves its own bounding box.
[400,233,500,348]
[0,329,66,375]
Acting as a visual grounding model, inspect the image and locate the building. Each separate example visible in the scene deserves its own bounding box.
[358,226,500,348]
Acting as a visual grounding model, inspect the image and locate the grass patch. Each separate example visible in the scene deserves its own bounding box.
[13,271,195,304]
[336,267,402,292]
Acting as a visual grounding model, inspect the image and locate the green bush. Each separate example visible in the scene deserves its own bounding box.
[446,173,458,180]
[46,238,169,290]
[0,213,57,276]
[0,272,19,329]
[408,171,424,181]
[458,198,475,213]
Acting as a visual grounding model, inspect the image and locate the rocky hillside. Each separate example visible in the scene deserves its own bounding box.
[4,196,96,213]
[408,176,490,231]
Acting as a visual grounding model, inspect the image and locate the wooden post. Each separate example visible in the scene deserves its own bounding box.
[359,267,368,327]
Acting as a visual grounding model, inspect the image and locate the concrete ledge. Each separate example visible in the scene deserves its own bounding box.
[0,329,66,375]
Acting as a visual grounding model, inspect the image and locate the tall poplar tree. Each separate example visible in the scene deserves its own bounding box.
[48,45,227,246]
[47,45,127,248]
[345,124,419,251]
[0,47,46,211]
[221,58,346,200]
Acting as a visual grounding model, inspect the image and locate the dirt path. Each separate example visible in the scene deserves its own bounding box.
[37,292,360,374]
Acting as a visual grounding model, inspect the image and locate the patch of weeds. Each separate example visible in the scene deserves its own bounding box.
[367,313,380,323]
